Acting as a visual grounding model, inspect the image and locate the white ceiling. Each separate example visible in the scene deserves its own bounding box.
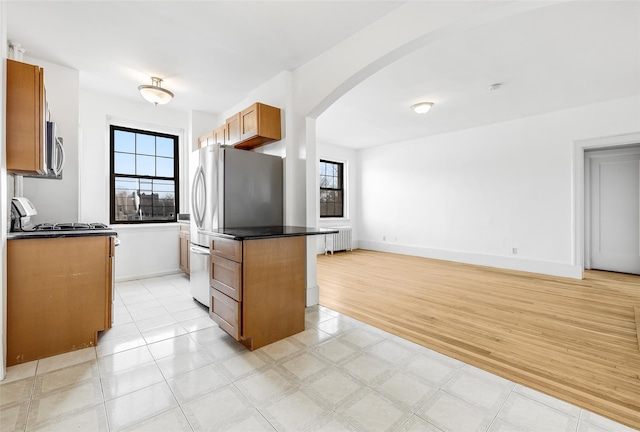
[6,1,640,150]
[317,1,640,148]
[6,1,403,114]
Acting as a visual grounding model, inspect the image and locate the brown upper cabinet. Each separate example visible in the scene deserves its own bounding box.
[198,130,214,149]
[198,125,228,149]
[235,103,281,150]
[213,125,226,146]
[199,102,282,151]
[6,59,47,174]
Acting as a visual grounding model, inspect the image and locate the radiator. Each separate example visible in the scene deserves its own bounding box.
[325,227,352,254]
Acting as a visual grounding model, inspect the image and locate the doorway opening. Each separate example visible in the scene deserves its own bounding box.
[574,132,640,276]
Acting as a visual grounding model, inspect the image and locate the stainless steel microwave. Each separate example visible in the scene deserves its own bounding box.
[46,121,65,178]
[24,121,65,179]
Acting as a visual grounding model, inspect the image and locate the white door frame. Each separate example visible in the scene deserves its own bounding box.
[572,132,640,276]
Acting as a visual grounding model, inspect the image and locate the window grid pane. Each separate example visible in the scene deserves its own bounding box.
[113,177,176,222]
[114,152,135,175]
[114,130,135,153]
[136,133,155,155]
[136,154,156,176]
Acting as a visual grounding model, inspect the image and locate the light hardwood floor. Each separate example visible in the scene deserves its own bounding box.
[317,250,640,430]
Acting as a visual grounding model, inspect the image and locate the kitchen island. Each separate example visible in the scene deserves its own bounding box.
[205,226,336,350]
[7,229,117,366]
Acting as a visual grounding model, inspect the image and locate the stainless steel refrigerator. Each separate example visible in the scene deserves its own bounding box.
[189,144,283,306]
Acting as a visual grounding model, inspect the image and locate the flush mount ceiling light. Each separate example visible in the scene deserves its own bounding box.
[138,77,174,106]
[411,102,434,114]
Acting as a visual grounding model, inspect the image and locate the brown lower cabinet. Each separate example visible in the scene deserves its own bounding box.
[179,224,190,275]
[7,235,115,366]
[209,235,306,350]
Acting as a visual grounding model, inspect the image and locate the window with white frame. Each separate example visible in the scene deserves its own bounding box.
[319,159,344,218]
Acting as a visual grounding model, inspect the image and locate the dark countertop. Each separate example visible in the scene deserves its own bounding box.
[8,229,118,240]
[205,226,338,241]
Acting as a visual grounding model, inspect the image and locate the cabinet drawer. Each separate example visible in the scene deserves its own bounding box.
[210,237,242,262]
[210,255,242,301]
[210,288,241,340]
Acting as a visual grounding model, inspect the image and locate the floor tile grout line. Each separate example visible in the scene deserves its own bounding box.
[511,385,582,420]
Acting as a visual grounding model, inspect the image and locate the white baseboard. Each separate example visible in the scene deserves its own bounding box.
[115,269,184,283]
[357,241,583,279]
[306,284,320,307]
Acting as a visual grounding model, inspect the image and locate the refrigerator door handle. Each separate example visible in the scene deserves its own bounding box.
[191,165,206,229]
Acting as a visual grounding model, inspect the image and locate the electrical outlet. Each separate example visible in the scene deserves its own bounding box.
[512,247,518,254]
[383,236,386,241]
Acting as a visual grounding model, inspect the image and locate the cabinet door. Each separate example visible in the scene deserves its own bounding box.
[239,103,259,142]
[107,237,115,328]
[225,113,240,145]
[241,236,305,350]
[213,125,226,145]
[185,233,190,273]
[210,288,241,340]
[7,236,112,366]
[179,231,190,274]
[6,59,46,174]
[198,131,214,148]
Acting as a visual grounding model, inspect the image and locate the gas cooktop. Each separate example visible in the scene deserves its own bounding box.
[33,222,111,231]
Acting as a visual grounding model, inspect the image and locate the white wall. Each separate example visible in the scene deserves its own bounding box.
[78,89,191,280]
[190,110,217,153]
[22,57,79,224]
[111,224,180,281]
[357,95,640,278]
[315,142,359,254]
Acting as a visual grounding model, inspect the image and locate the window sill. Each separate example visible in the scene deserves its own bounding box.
[319,218,350,225]
[112,223,179,232]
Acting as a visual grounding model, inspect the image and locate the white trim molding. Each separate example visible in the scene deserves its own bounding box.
[572,131,640,277]
[359,241,583,279]
[306,284,320,307]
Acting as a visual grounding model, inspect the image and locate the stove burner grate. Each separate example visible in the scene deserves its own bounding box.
[34,222,111,231]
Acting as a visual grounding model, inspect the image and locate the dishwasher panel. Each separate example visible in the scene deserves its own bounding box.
[190,243,210,307]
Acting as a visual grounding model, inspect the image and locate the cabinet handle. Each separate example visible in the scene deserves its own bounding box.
[190,246,210,256]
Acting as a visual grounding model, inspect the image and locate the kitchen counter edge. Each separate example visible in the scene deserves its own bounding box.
[203,226,338,241]
[8,230,119,240]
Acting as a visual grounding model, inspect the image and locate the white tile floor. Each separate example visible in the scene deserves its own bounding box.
[1,273,637,432]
